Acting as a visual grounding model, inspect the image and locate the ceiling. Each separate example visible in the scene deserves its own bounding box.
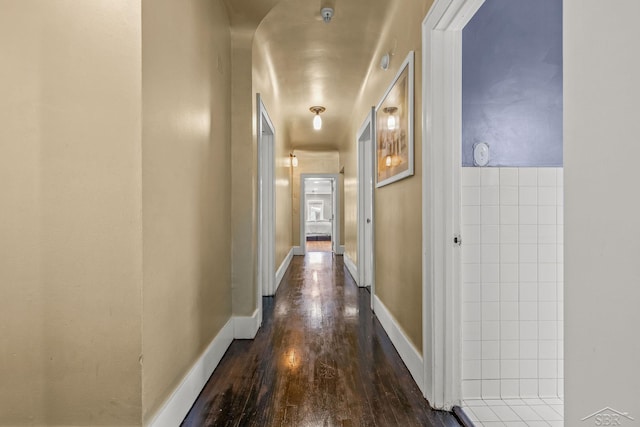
[223,0,393,151]
[304,178,333,195]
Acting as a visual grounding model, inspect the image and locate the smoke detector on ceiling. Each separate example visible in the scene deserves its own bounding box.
[321,7,334,23]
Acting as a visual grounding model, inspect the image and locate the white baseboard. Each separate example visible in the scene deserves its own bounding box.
[335,245,345,255]
[343,253,359,286]
[373,295,425,395]
[234,308,260,339]
[147,318,234,427]
[275,247,294,293]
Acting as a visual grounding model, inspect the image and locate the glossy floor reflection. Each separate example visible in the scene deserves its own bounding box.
[182,253,459,427]
[305,240,332,252]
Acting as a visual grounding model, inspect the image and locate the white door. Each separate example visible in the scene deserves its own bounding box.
[330,178,337,254]
[363,132,373,288]
[257,95,276,299]
[357,108,375,303]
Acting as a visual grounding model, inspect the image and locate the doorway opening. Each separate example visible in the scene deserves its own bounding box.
[422,1,564,424]
[257,94,276,304]
[356,109,375,302]
[300,174,340,255]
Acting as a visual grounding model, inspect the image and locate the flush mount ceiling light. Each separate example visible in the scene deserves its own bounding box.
[321,6,334,23]
[309,106,326,130]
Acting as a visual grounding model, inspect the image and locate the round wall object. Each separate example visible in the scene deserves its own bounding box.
[380,53,390,70]
[473,142,490,166]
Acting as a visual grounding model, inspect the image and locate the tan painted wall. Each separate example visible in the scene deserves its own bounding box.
[343,145,359,265]
[0,2,143,425]
[141,0,232,422]
[253,31,292,286]
[230,29,258,316]
[291,150,341,247]
[343,0,432,352]
[275,146,293,269]
[230,21,294,316]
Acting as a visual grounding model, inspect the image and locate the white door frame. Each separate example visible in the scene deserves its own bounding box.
[357,109,376,305]
[299,174,340,255]
[257,94,276,302]
[421,0,484,409]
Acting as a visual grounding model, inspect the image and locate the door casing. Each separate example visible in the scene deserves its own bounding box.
[257,94,276,305]
[421,0,485,409]
[357,108,376,310]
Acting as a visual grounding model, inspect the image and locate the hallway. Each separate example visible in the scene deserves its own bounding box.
[182,253,460,427]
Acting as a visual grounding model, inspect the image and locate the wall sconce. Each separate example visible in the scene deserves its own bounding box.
[289,153,298,168]
[309,106,325,130]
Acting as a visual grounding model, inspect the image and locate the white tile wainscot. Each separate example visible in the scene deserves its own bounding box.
[461,168,564,401]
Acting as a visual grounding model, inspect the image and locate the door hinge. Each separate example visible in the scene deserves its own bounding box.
[453,234,462,246]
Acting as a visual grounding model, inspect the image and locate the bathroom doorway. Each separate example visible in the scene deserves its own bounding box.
[422,0,564,422]
[300,175,339,254]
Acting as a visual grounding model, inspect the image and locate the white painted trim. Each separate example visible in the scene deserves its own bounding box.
[356,109,376,302]
[292,246,304,256]
[373,295,424,395]
[421,0,484,410]
[275,247,294,293]
[257,94,276,300]
[234,309,261,340]
[343,252,359,286]
[146,319,234,427]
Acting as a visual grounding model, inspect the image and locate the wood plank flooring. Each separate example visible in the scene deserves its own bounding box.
[305,240,332,252]
[182,252,460,427]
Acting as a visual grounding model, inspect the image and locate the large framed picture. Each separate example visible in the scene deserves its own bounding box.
[375,51,414,187]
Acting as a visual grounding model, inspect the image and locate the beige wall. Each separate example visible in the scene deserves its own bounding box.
[229,20,294,316]
[141,0,232,422]
[291,150,341,246]
[342,0,432,352]
[229,29,258,316]
[275,147,293,268]
[1,1,237,423]
[342,144,359,265]
[0,1,143,425]
[564,0,640,423]
[253,30,293,283]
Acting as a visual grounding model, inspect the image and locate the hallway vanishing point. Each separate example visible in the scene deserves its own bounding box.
[182,253,460,427]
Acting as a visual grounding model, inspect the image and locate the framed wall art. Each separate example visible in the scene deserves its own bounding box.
[375,51,414,187]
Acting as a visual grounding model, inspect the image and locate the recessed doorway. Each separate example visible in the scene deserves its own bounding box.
[422,0,564,420]
[300,174,340,254]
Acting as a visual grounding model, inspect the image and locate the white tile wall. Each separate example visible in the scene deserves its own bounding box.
[461,167,563,400]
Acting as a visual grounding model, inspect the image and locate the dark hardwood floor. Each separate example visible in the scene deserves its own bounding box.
[305,240,332,252]
[182,252,460,427]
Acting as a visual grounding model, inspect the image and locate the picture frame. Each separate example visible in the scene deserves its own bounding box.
[375,51,414,187]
